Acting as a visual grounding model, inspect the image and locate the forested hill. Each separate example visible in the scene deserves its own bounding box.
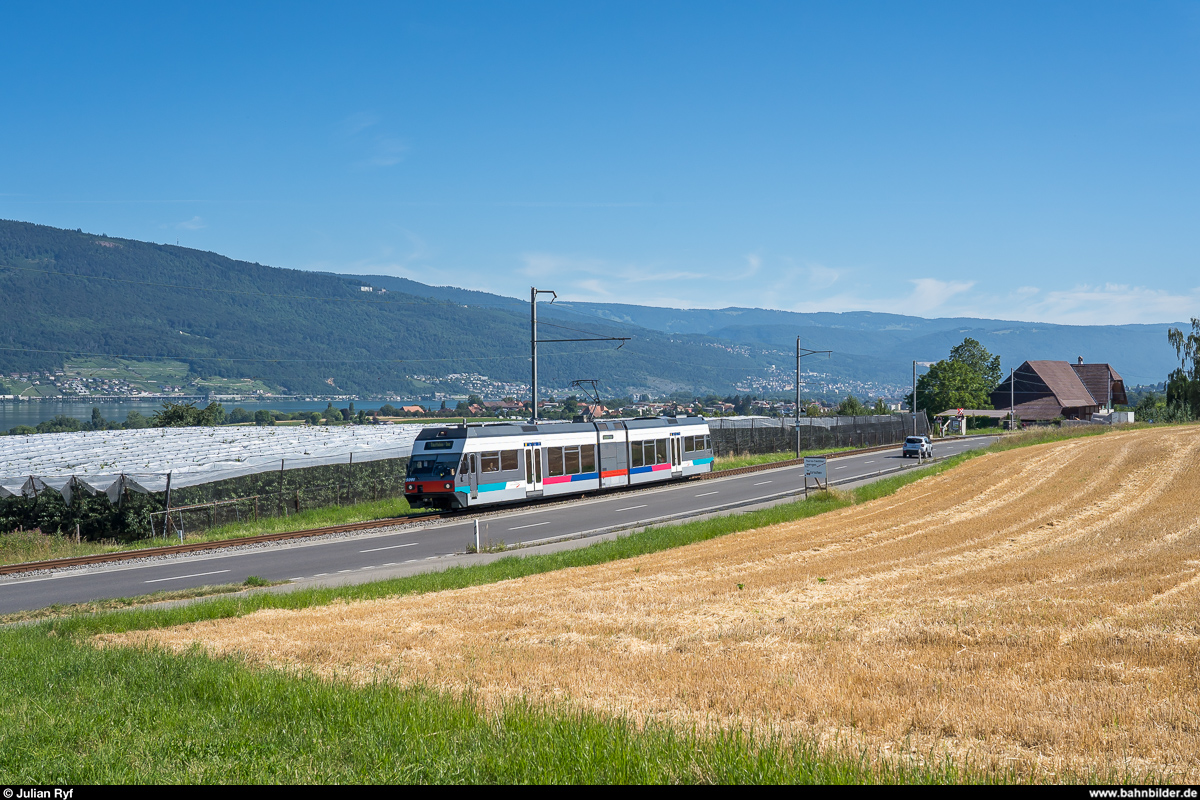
[0,220,769,395]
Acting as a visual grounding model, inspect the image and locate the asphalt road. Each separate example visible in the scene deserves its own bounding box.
[0,437,997,614]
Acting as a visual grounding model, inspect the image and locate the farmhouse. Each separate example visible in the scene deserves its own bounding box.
[990,358,1127,422]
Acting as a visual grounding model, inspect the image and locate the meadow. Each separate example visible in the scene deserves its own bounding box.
[94,424,1200,782]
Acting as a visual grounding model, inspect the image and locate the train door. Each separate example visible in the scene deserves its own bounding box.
[671,435,683,476]
[524,446,543,496]
[466,453,478,500]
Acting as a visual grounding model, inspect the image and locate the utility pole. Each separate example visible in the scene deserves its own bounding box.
[1010,366,1015,431]
[911,360,935,436]
[795,337,832,458]
[912,361,917,436]
[531,287,555,423]
[529,287,629,424]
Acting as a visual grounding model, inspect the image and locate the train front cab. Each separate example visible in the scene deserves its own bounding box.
[404,426,467,510]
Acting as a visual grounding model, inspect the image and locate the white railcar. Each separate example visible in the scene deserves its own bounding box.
[404,416,713,510]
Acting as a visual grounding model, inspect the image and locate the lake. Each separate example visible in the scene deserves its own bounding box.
[0,398,439,430]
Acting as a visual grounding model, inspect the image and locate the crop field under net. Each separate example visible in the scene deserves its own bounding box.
[0,425,421,540]
[107,425,1200,781]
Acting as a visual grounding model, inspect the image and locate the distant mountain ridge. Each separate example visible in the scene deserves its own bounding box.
[0,220,770,396]
[0,219,1181,398]
[347,274,1183,388]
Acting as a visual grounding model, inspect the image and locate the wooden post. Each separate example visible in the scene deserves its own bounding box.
[163,471,173,537]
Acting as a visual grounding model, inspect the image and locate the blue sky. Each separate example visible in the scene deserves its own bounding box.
[2,2,1198,325]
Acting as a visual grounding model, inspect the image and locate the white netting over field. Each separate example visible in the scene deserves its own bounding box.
[0,424,426,500]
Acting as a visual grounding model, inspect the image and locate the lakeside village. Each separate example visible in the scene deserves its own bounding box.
[1,368,910,434]
[2,368,909,413]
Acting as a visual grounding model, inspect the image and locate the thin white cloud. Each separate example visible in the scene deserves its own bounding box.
[908,278,975,314]
[175,216,206,230]
[806,263,843,290]
[1017,283,1200,325]
[785,278,974,316]
[518,252,704,285]
[361,136,408,168]
[339,112,379,137]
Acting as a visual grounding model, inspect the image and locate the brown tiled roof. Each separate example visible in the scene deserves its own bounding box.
[990,360,1102,420]
[1071,363,1128,406]
[1025,361,1097,407]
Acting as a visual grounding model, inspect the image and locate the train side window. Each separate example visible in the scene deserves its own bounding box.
[581,444,595,473]
[656,439,668,464]
[682,435,693,453]
[458,455,470,475]
[501,450,519,471]
[705,434,711,451]
[547,447,565,477]
[480,452,501,473]
[564,445,580,475]
[631,441,644,468]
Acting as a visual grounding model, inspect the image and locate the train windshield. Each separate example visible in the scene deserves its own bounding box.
[406,456,458,480]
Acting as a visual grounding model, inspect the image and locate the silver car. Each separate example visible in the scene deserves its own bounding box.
[902,435,933,458]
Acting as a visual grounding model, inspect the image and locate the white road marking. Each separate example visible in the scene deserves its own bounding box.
[144,569,230,584]
[615,504,648,512]
[864,460,875,464]
[695,491,719,497]
[834,466,847,470]
[360,542,419,553]
[752,480,772,486]
[509,521,552,531]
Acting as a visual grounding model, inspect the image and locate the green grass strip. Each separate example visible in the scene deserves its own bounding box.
[0,622,993,784]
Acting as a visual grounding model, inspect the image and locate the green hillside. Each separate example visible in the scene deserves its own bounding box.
[0,220,770,395]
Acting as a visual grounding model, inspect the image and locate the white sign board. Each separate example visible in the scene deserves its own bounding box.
[804,457,827,482]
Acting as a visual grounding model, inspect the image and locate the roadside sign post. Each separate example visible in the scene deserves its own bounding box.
[804,456,827,498]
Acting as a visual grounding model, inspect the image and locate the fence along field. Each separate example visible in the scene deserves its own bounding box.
[105,426,1200,781]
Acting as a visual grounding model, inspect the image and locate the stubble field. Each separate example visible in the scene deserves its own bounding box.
[105,426,1200,781]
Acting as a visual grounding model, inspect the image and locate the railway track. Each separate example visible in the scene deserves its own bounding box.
[0,436,989,576]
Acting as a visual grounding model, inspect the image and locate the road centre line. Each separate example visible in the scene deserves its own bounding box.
[752,480,772,486]
[509,521,552,531]
[695,491,719,497]
[144,569,230,584]
[360,542,419,553]
[615,504,647,512]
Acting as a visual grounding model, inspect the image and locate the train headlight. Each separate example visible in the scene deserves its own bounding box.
[406,483,415,492]
[444,482,452,490]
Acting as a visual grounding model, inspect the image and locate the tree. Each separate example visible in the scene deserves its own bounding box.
[1167,318,1200,418]
[253,409,274,426]
[947,338,1001,389]
[228,407,253,424]
[910,338,1000,421]
[836,395,868,416]
[123,411,150,429]
[90,407,106,431]
[872,398,889,415]
[150,401,225,428]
